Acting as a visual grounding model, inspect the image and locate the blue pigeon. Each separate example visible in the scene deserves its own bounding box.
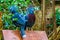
[9,5,35,38]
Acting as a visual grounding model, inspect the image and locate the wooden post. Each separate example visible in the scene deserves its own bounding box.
[41,0,46,31]
[0,31,3,40]
[0,12,3,30]
[52,0,57,39]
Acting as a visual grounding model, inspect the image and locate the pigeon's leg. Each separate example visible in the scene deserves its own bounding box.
[20,25,26,38]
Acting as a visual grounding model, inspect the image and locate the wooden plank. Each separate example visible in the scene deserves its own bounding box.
[0,12,3,30]
[2,30,22,40]
[52,0,57,39]
[23,31,48,40]
[0,31,3,40]
[42,0,46,31]
[2,30,48,40]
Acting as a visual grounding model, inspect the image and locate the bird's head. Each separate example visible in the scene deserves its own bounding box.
[27,5,35,14]
[9,5,18,14]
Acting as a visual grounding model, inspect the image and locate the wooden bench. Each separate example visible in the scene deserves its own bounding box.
[2,30,48,40]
